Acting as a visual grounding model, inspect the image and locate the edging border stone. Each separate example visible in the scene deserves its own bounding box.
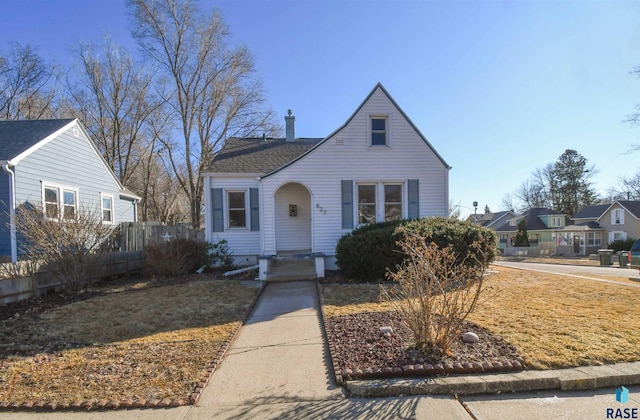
[345,362,640,398]
[0,278,267,412]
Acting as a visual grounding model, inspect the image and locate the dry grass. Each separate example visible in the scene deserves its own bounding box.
[321,266,640,370]
[571,273,640,286]
[0,276,261,405]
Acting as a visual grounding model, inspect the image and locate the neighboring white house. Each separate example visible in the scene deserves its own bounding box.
[201,83,450,279]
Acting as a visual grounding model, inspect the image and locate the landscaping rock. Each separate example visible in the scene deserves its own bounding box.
[463,331,479,343]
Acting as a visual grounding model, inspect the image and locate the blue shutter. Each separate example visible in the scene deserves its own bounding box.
[212,188,224,232]
[250,188,259,231]
[341,180,354,229]
[408,179,419,219]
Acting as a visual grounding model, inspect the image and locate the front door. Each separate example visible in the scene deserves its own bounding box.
[573,235,580,254]
[274,183,311,252]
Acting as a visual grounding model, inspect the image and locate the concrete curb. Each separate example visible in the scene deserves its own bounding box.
[0,279,268,413]
[345,362,640,397]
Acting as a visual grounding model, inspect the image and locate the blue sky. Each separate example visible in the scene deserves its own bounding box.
[2,0,640,216]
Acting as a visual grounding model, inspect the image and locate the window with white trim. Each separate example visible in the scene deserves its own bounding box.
[101,195,114,223]
[586,232,601,246]
[370,117,387,146]
[550,217,562,227]
[44,185,77,220]
[357,184,377,224]
[612,208,624,225]
[384,184,402,221]
[227,191,247,228]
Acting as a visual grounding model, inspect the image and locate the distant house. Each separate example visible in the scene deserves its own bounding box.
[495,208,569,256]
[572,201,640,245]
[468,210,515,231]
[201,83,451,280]
[0,119,139,262]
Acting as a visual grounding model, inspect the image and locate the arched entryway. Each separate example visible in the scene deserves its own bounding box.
[274,182,311,253]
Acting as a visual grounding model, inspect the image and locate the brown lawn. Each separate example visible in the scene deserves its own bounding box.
[321,266,640,370]
[0,276,261,405]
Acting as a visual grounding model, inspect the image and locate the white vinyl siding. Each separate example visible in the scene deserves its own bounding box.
[259,87,449,255]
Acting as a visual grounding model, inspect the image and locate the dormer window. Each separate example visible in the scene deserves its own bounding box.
[370,117,387,146]
[551,217,561,227]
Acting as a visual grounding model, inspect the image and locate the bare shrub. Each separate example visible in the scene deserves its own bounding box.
[144,238,209,277]
[381,233,487,356]
[14,203,116,292]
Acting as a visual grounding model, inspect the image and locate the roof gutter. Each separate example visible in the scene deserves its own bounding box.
[2,160,17,262]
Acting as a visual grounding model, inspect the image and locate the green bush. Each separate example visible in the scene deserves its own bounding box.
[608,238,636,253]
[144,238,209,277]
[400,217,498,268]
[335,217,498,282]
[335,222,404,281]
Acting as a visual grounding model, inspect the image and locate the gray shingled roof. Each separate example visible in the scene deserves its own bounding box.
[207,137,323,174]
[573,204,610,219]
[495,208,566,232]
[617,201,640,219]
[0,119,74,161]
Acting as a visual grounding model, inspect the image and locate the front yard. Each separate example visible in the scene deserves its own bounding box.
[321,266,640,373]
[0,274,261,407]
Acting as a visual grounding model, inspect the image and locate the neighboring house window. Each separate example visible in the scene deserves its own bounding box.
[499,234,508,243]
[586,232,601,246]
[557,232,573,246]
[227,191,247,228]
[384,184,402,221]
[609,231,626,242]
[528,234,539,245]
[370,117,387,146]
[44,185,77,220]
[102,195,114,223]
[551,217,561,227]
[612,208,624,225]
[357,184,377,224]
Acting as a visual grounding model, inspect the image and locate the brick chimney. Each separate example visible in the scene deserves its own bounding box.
[285,109,295,142]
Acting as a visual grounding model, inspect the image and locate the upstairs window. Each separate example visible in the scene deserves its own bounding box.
[370,117,387,146]
[612,208,624,225]
[551,217,562,227]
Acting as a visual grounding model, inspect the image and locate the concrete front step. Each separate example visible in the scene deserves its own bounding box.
[267,259,316,282]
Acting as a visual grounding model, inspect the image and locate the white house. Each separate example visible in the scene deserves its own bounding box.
[201,83,450,280]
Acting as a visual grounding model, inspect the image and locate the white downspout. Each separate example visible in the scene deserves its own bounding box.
[2,161,17,262]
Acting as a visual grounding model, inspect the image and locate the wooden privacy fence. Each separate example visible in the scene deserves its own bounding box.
[0,251,145,305]
[119,222,205,251]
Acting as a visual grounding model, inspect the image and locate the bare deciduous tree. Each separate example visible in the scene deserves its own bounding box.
[128,0,280,227]
[65,37,163,186]
[0,43,59,120]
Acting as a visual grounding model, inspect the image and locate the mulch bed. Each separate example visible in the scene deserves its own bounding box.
[325,311,526,381]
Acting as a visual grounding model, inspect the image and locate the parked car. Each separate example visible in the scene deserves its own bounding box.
[628,239,640,271]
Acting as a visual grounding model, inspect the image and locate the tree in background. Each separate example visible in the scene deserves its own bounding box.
[550,149,598,217]
[484,204,491,214]
[505,150,598,217]
[128,0,280,227]
[0,43,59,120]
[65,37,165,187]
[514,219,529,247]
